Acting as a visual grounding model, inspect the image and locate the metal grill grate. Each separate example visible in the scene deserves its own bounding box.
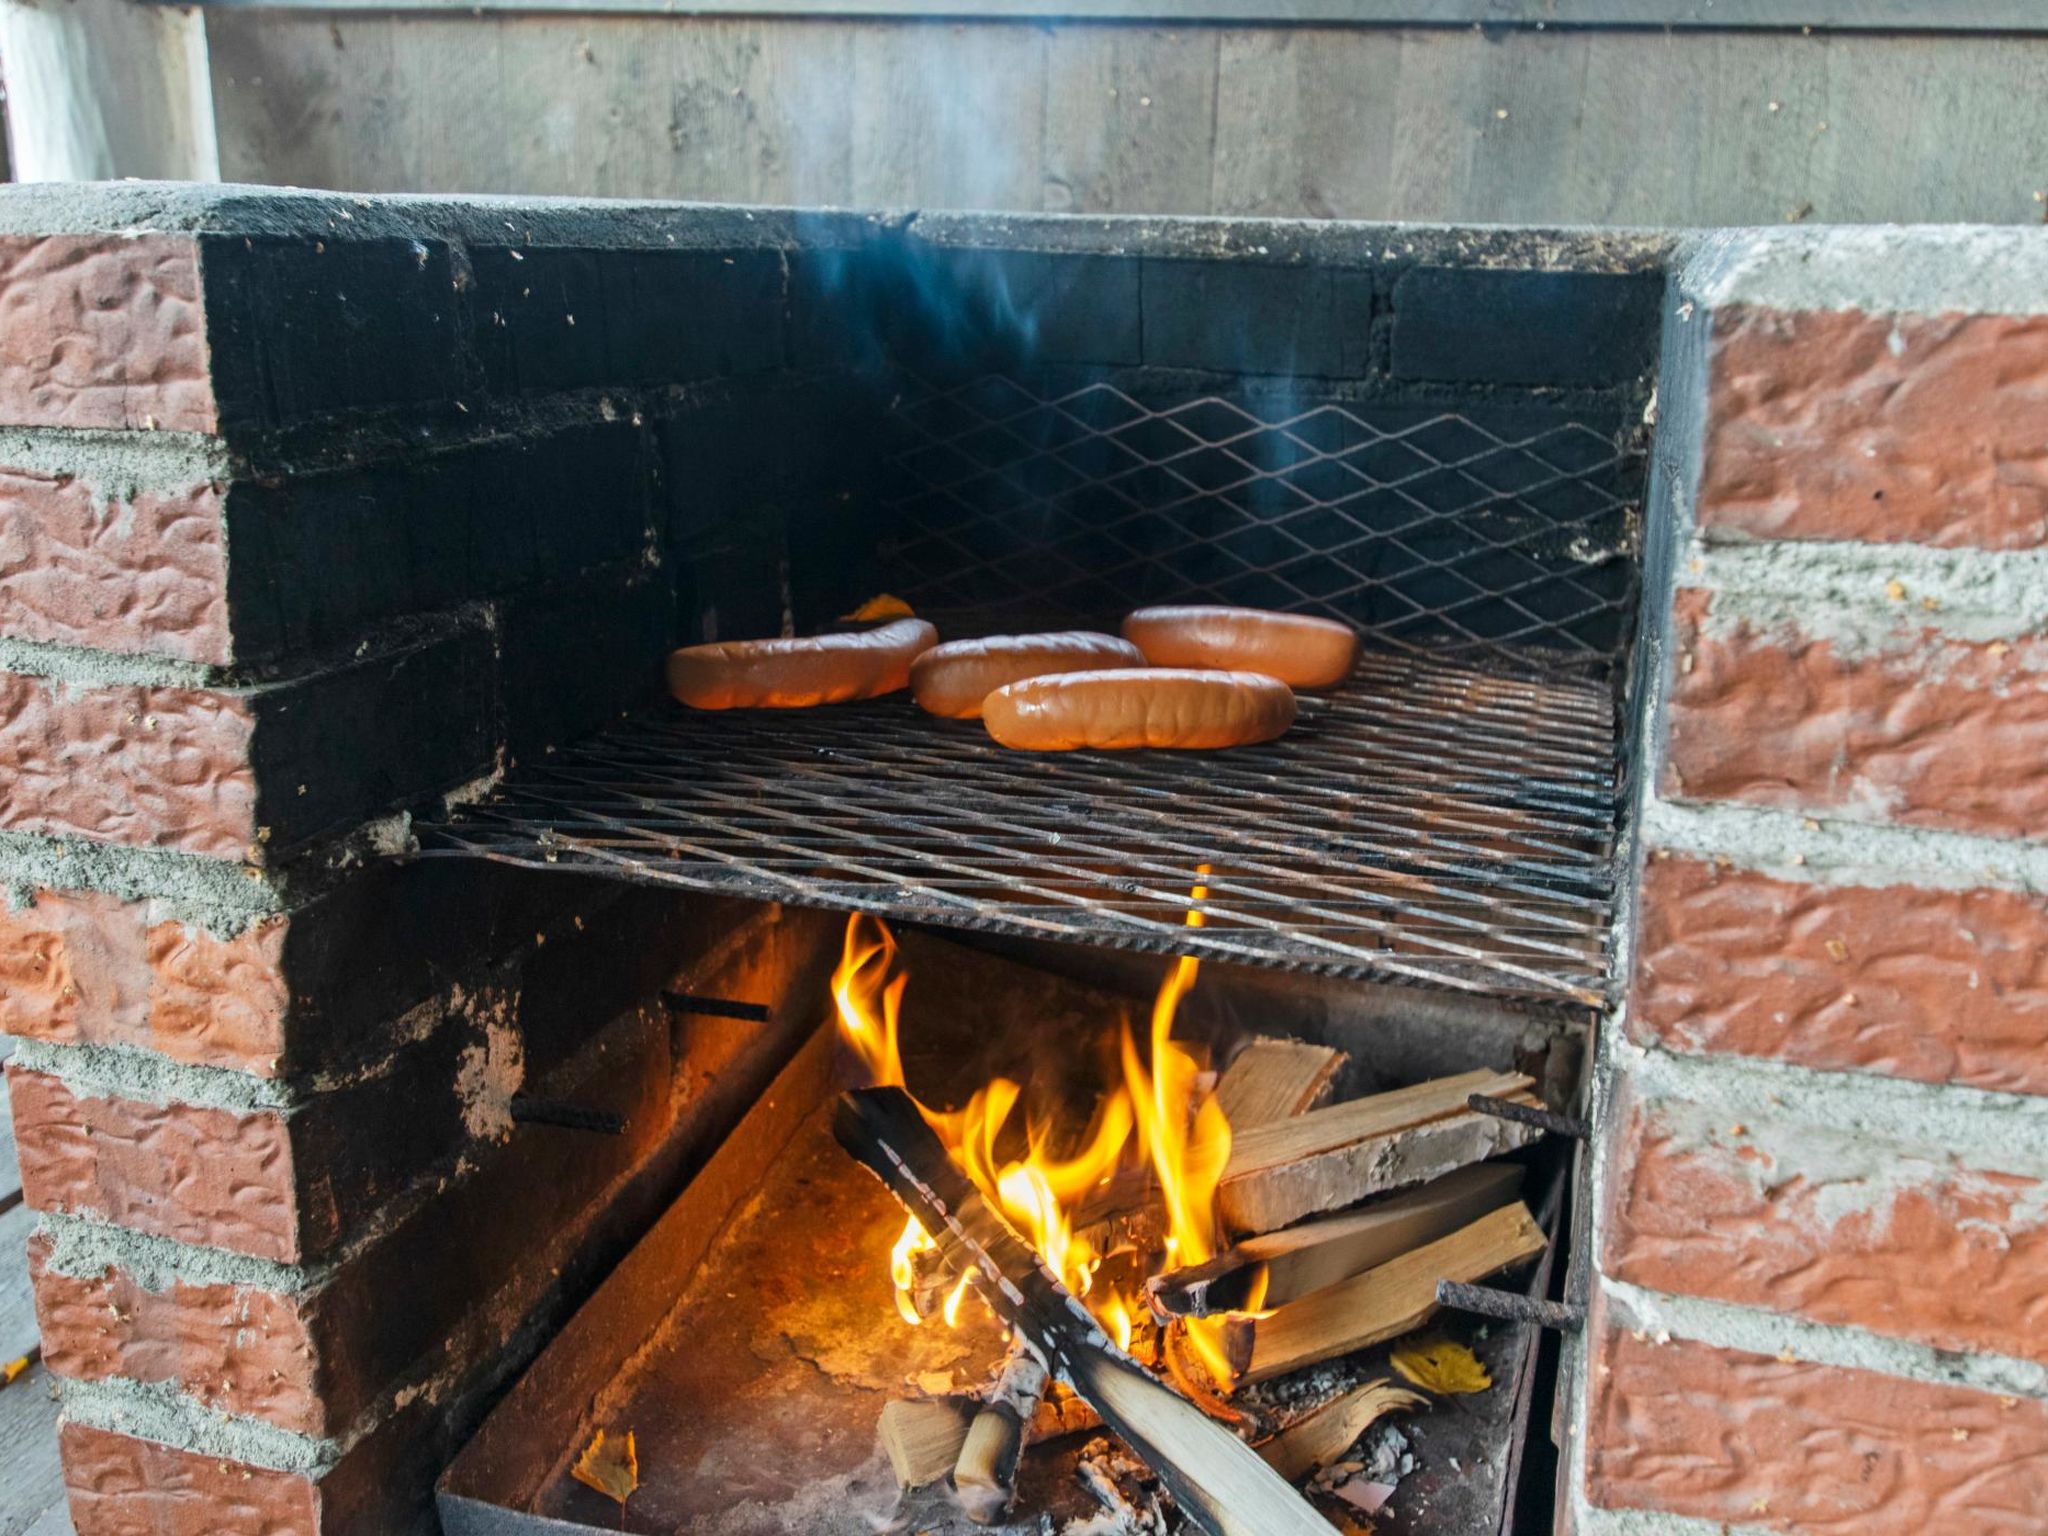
[878,379,1643,673]
[418,648,1618,1010]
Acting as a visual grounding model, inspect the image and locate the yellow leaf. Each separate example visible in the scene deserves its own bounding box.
[1390,1336,1491,1395]
[840,594,916,622]
[572,1428,639,1506]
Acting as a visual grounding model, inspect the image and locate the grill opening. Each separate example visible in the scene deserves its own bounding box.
[420,233,1654,1018]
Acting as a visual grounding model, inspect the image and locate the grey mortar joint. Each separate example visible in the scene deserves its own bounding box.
[1616,1029,2048,1180]
[59,1376,343,1476]
[1642,797,2048,896]
[0,634,219,690]
[1685,536,2048,651]
[1573,1484,1786,1536]
[1603,1279,2048,1403]
[35,1210,317,1295]
[0,425,233,489]
[0,829,287,933]
[11,1038,299,1112]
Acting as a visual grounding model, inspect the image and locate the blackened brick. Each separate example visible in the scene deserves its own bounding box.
[199,235,474,432]
[223,421,653,662]
[890,248,1144,370]
[496,564,672,762]
[1390,266,1662,388]
[1142,260,1373,377]
[597,249,787,384]
[470,246,787,396]
[249,620,498,857]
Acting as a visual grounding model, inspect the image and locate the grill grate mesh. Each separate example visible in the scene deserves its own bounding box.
[877,379,1642,673]
[418,647,1617,1010]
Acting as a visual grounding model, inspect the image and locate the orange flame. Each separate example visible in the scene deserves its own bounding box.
[831,878,1239,1384]
[1118,867,1239,1381]
[832,913,907,1089]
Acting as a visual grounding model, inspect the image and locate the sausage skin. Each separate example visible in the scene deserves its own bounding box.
[910,632,1146,719]
[1121,606,1359,689]
[983,668,1296,751]
[666,618,938,709]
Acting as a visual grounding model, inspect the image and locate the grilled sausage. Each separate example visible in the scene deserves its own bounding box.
[910,632,1147,719]
[1121,605,1359,689]
[666,618,938,710]
[983,668,1296,751]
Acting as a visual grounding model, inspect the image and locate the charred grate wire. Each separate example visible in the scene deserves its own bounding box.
[877,379,1642,673]
[418,648,1617,1011]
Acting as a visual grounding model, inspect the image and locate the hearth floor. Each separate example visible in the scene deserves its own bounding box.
[522,1095,1537,1536]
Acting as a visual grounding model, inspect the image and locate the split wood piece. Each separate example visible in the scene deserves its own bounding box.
[880,1398,973,1489]
[835,1086,1341,1536]
[1215,1039,1346,1130]
[1073,1040,1341,1256]
[955,1339,1052,1524]
[878,1383,1103,1492]
[1150,1164,1526,1318]
[1218,1069,1543,1235]
[1256,1381,1428,1484]
[1222,1202,1547,1385]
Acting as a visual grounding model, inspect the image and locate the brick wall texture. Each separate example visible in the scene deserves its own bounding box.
[1588,233,2048,1534]
[0,201,848,1536]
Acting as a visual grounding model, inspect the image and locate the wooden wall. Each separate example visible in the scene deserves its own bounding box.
[205,15,2047,225]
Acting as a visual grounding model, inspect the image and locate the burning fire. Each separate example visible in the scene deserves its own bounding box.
[830,873,1241,1380]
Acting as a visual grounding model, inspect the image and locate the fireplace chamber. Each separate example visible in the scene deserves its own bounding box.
[7,187,2041,1536]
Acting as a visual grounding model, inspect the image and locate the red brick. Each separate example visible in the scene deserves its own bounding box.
[0,469,229,663]
[30,1233,325,1434]
[0,236,213,434]
[8,1067,300,1262]
[1630,854,2048,1097]
[60,1422,321,1536]
[24,1005,682,1440]
[1602,1098,2048,1365]
[0,889,288,1075]
[0,671,257,859]
[1663,588,2048,840]
[1585,1325,2048,1531]
[58,1382,458,1536]
[1701,306,2048,551]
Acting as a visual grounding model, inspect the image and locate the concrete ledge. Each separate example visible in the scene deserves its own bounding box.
[1685,224,2048,318]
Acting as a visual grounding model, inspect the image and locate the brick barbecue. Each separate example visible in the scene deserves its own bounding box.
[0,185,2040,1536]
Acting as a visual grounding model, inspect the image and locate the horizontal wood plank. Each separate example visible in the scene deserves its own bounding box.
[0,1204,39,1365]
[172,0,2048,30]
[0,1359,65,1536]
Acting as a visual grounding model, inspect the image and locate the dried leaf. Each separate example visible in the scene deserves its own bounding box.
[840,594,916,622]
[1390,1336,1491,1395]
[572,1428,639,1506]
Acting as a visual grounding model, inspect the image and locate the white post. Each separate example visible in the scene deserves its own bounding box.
[0,0,220,181]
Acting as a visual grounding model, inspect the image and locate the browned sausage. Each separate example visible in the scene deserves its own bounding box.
[910,632,1147,719]
[983,668,1296,751]
[1121,606,1359,689]
[666,618,938,709]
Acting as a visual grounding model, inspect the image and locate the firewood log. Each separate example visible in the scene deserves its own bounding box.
[1222,1202,1546,1384]
[1218,1069,1543,1234]
[1149,1164,1525,1317]
[835,1086,1341,1536]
